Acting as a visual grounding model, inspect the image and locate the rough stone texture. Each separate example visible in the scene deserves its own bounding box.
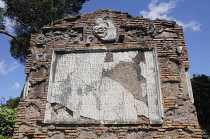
[13,9,202,139]
[126,131,157,139]
[78,131,98,138]
[154,30,178,39]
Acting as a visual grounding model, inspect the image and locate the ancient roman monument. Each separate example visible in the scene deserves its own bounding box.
[13,9,202,138]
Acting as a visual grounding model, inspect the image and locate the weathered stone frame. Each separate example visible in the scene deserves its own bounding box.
[44,47,163,124]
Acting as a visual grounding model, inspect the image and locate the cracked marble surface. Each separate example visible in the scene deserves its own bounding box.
[45,50,162,124]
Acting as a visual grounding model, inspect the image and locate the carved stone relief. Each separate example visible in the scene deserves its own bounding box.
[154,30,178,39]
[162,44,173,51]
[67,27,84,44]
[51,28,83,44]
[92,18,117,41]
[147,23,157,37]
[36,27,84,46]
[176,43,183,55]
[45,49,163,124]
[36,33,46,42]
[86,35,94,46]
[161,20,177,28]
[36,52,46,60]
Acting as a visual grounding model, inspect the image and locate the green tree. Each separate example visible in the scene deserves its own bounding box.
[0,0,89,64]
[0,108,18,138]
[191,74,210,132]
[0,97,20,109]
[0,8,4,30]
[0,97,19,138]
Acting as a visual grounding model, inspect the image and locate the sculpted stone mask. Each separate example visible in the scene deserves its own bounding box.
[92,18,117,41]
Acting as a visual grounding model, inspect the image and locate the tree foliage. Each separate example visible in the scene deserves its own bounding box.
[0,97,19,138]
[3,0,88,33]
[0,8,4,30]
[1,0,89,64]
[0,97,20,109]
[0,108,18,137]
[191,74,210,131]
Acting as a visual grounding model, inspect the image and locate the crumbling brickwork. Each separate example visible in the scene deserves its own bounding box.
[13,9,202,139]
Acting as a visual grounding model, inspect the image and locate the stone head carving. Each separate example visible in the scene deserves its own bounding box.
[86,36,93,46]
[176,43,183,55]
[92,18,117,41]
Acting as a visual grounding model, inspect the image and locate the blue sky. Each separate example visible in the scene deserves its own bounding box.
[0,0,210,101]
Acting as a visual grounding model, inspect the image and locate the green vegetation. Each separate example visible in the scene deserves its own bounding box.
[0,97,20,109]
[191,74,210,136]
[0,8,4,30]
[0,97,20,138]
[0,108,18,138]
[0,0,89,64]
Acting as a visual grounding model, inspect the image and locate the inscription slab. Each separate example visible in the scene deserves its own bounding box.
[44,49,163,124]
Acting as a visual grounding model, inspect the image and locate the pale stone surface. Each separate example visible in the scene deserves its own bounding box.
[185,71,194,103]
[155,30,178,39]
[21,76,29,99]
[176,45,183,55]
[44,49,162,124]
[92,18,117,41]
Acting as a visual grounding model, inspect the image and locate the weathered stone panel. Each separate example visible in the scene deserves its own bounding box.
[44,49,162,124]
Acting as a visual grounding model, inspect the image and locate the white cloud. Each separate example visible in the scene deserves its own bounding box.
[177,20,201,31]
[0,0,15,32]
[140,0,177,20]
[0,0,5,8]
[0,61,19,75]
[140,0,201,31]
[10,82,21,91]
[4,17,15,32]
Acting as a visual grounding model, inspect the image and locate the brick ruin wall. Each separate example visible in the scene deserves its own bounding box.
[13,9,202,139]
